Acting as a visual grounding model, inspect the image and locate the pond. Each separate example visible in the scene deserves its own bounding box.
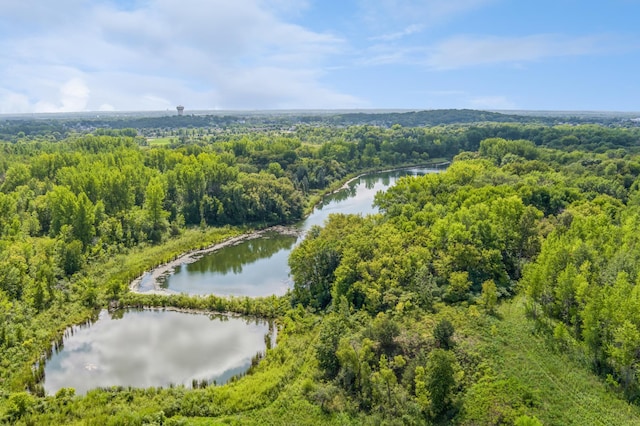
[154,167,437,296]
[43,310,270,395]
[45,167,436,395]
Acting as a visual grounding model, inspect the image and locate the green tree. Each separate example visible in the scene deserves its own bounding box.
[367,313,400,357]
[290,226,340,309]
[412,265,441,311]
[1,163,31,192]
[480,279,498,313]
[267,162,284,177]
[336,337,375,398]
[58,238,84,276]
[6,392,35,421]
[414,365,431,411]
[47,186,77,236]
[372,355,398,411]
[0,193,17,237]
[424,348,457,417]
[73,192,95,248]
[434,319,455,350]
[445,271,472,303]
[609,320,640,393]
[514,414,543,426]
[144,177,169,243]
[316,314,347,379]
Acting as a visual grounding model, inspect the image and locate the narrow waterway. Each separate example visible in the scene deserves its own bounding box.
[154,167,437,296]
[44,167,437,394]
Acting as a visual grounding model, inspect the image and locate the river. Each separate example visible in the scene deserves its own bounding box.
[152,167,437,296]
[43,166,436,395]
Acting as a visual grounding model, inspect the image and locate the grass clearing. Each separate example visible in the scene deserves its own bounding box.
[147,137,174,146]
[471,297,640,425]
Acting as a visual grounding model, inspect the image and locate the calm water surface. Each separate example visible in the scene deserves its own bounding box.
[44,168,434,394]
[43,310,269,395]
[161,167,436,296]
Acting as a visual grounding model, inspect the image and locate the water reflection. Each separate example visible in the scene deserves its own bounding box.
[178,232,297,276]
[161,167,437,296]
[162,232,297,296]
[44,310,269,395]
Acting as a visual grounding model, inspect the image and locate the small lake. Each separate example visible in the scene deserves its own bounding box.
[43,310,270,395]
[157,167,437,296]
[44,167,435,395]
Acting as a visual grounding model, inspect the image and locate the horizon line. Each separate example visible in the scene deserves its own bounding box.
[1,107,639,118]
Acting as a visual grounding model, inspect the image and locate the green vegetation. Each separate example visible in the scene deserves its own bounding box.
[147,137,174,146]
[2,112,640,424]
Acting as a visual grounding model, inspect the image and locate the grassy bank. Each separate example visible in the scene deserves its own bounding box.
[89,226,244,300]
[7,294,640,424]
[0,227,244,396]
[464,297,640,425]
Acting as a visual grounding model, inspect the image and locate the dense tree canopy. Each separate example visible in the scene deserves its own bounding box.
[1,118,640,424]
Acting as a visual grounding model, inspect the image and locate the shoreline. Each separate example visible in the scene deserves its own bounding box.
[128,225,301,294]
[325,163,439,197]
[129,163,444,295]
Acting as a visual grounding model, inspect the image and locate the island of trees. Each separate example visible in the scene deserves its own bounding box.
[1,109,640,424]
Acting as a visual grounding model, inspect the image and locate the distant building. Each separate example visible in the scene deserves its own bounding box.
[176,105,184,116]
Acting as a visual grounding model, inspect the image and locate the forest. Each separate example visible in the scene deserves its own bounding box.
[1,111,640,424]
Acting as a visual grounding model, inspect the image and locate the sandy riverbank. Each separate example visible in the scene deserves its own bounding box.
[129,225,301,294]
[129,165,440,295]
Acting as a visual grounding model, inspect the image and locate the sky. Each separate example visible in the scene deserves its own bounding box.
[0,0,639,113]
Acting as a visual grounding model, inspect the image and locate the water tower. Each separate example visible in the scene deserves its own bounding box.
[176,105,184,116]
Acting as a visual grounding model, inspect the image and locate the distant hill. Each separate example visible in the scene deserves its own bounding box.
[331,109,542,126]
[1,109,638,140]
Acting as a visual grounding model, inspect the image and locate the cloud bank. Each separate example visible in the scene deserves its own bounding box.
[0,0,362,113]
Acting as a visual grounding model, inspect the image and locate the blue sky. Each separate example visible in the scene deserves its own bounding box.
[0,0,638,113]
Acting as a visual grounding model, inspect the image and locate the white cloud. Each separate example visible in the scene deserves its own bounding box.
[0,91,31,114]
[358,44,428,66]
[0,0,359,112]
[212,66,362,109]
[369,24,424,42]
[359,0,501,69]
[36,78,90,112]
[425,34,607,70]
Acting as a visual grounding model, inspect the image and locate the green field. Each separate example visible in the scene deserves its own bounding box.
[147,137,174,146]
